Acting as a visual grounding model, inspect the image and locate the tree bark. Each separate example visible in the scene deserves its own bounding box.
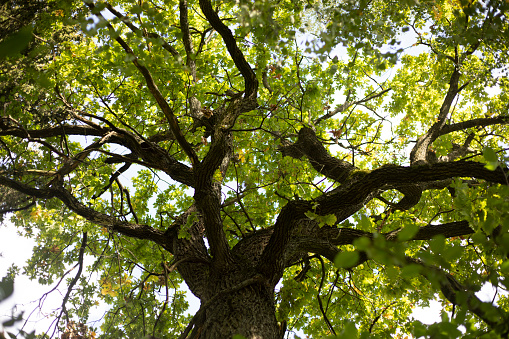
[199,285,278,338]
[185,269,280,339]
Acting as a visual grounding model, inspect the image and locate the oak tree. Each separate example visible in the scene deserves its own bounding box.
[1,0,509,338]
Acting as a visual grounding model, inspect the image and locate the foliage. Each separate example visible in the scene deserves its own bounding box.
[0,0,509,338]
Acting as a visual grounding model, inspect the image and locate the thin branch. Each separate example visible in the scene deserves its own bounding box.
[317,256,337,335]
[406,256,509,336]
[104,2,180,57]
[52,232,88,336]
[369,301,397,333]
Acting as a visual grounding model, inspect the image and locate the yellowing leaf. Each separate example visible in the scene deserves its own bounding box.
[238,150,246,163]
[101,287,118,297]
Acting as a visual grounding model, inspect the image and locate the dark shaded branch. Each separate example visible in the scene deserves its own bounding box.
[317,256,337,335]
[439,115,509,136]
[0,187,35,215]
[92,163,132,199]
[199,0,258,101]
[392,184,422,211]
[407,256,509,336]
[257,201,309,281]
[0,123,195,187]
[0,124,106,139]
[0,175,166,242]
[164,206,212,299]
[193,184,235,267]
[314,161,508,217]
[410,68,462,164]
[56,232,87,325]
[300,220,474,255]
[180,0,197,82]
[279,127,354,183]
[411,220,474,240]
[369,302,397,333]
[244,219,475,271]
[192,101,241,266]
[115,178,139,224]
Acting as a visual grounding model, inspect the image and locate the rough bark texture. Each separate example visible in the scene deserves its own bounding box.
[197,271,279,338]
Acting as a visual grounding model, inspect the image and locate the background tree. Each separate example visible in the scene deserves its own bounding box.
[1,0,509,338]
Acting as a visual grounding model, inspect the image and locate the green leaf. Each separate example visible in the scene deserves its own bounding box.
[0,276,14,302]
[323,214,337,226]
[334,251,360,269]
[304,210,318,221]
[483,146,499,170]
[500,260,509,274]
[338,320,358,338]
[397,223,420,241]
[353,236,371,251]
[0,26,33,58]
[429,235,446,254]
[401,264,422,278]
[358,214,372,230]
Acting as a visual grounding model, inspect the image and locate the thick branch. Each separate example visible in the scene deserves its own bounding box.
[194,185,235,268]
[164,206,211,299]
[0,175,166,242]
[255,160,506,280]
[0,124,106,139]
[284,220,477,270]
[305,220,474,254]
[257,201,309,282]
[192,102,241,267]
[279,127,355,183]
[439,115,509,136]
[236,219,476,272]
[314,161,508,217]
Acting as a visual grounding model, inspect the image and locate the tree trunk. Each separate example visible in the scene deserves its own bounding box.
[191,269,280,338]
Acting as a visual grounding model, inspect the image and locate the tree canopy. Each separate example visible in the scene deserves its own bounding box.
[1,0,509,338]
